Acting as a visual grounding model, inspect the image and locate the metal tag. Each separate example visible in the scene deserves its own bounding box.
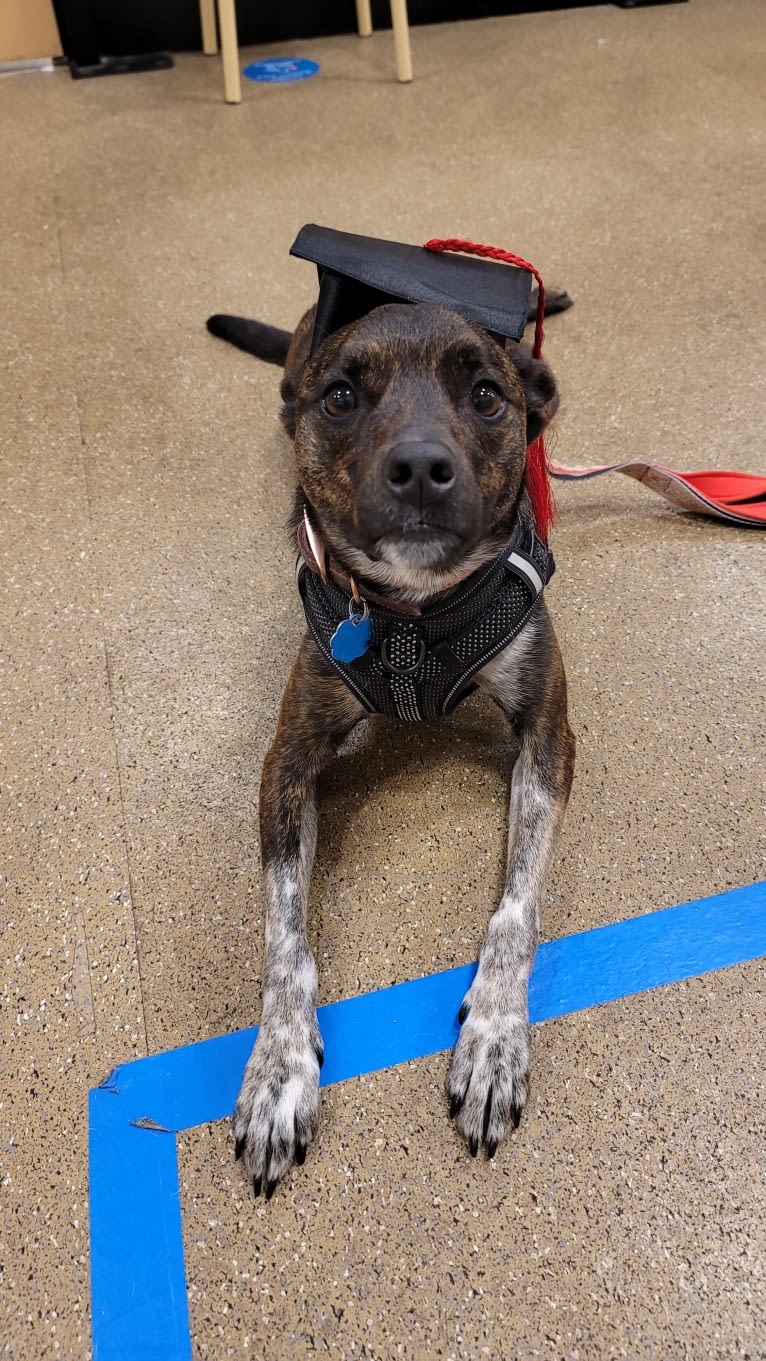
[331,602,372,663]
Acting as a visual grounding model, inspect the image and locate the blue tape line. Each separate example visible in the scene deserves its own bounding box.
[90,881,766,1361]
[89,1086,190,1361]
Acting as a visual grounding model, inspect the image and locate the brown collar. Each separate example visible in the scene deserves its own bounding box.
[297,512,422,617]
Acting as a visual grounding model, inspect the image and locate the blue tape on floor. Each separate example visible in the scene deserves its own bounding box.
[89,1086,189,1361]
[90,880,766,1361]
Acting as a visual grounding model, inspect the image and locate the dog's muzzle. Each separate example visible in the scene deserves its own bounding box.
[353,430,485,559]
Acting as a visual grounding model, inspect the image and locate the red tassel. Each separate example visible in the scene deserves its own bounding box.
[525,433,555,540]
[424,236,554,538]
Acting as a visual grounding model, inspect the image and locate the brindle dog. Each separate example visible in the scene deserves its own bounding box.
[208,295,575,1198]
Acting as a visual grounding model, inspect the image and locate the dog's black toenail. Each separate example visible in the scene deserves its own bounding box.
[253,1176,262,1197]
[295,1141,306,1166]
[265,1179,278,1200]
[235,1135,246,1161]
[458,1001,470,1025]
[486,1140,498,1159]
[315,1044,325,1069]
[511,1103,522,1130]
[449,1091,465,1118]
[469,1136,479,1158]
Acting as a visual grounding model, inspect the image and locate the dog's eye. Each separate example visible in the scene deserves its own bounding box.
[322,383,357,417]
[471,383,506,418]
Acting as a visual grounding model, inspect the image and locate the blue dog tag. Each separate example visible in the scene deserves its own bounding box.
[331,613,372,663]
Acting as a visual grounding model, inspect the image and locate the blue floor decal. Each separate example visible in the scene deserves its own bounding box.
[89,881,766,1361]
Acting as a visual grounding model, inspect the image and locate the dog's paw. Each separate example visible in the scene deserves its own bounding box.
[446,990,529,1158]
[233,1021,323,1198]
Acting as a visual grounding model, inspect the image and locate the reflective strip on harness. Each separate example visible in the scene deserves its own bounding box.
[506,549,544,597]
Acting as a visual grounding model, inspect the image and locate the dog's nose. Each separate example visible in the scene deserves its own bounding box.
[383,441,456,506]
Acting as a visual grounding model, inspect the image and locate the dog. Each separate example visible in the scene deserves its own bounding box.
[208,253,575,1199]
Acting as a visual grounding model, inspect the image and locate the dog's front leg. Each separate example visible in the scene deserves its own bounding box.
[234,636,364,1196]
[447,618,575,1156]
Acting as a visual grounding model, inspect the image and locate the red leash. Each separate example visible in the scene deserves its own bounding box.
[547,459,766,527]
[424,237,766,532]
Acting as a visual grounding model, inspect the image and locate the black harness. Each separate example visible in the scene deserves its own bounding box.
[297,521,554,721]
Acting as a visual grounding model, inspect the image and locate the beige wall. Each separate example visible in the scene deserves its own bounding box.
[0,0,62,62]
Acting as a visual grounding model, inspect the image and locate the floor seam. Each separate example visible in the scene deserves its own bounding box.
[47,102,152,1058]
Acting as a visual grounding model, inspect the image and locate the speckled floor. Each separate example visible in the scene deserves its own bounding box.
[1,1,764,1357]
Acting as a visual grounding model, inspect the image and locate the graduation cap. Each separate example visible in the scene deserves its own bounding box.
[289,224,537,356]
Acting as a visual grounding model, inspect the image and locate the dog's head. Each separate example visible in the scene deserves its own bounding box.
[285,303,557,595]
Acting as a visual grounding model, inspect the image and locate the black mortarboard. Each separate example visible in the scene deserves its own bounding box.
[289,224,534,355]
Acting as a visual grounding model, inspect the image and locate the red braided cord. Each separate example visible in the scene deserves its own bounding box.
[423,236,554,538]
[423,237,546,358]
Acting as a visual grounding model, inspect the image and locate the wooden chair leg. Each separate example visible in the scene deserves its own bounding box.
[355,0,373,38]
[217,0,242,103]
[390,0,413,82]
[199,0,218,55]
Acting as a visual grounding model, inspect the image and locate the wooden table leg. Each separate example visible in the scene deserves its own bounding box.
[355,0,373,38]
[199,0,218,55]
[390,0,413,82]
[217,0,241,103]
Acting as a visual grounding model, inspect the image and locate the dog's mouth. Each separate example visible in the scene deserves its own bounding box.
[373,522,465,569]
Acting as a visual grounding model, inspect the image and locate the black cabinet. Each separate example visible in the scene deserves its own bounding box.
[52,0,686,65]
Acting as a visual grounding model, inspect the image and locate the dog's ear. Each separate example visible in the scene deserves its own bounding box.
[507,343,559,445]
[278,306,318,441]
[280,373,297,439]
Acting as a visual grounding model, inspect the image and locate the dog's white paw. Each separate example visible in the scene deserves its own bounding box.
[233,1021,323,1197]
[447,984,529,1158]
